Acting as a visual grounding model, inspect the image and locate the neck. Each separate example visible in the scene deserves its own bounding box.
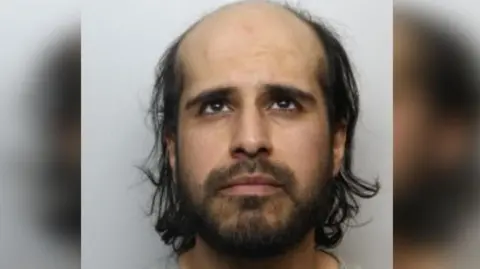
[178,231,339,269]
[394,238,449,269]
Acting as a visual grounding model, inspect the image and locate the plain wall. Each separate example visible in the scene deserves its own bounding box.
[82,1,392,269]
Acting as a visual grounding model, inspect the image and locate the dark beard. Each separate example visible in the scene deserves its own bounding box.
[177,157,333,259]
[192,195,325,259]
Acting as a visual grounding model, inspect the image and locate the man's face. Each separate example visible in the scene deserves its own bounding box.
[167,4,346,257]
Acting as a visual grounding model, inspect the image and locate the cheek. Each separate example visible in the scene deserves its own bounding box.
[272,119,330,190]
[178,123,230,196]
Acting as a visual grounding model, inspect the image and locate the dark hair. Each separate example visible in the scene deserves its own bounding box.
[141,4,380,256]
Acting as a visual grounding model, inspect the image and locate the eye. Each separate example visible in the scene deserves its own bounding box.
[269,98,299,111]
[199,100,231,115]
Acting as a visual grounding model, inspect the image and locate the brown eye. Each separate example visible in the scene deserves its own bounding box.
[269,98,299,111]
[199,100,231,115]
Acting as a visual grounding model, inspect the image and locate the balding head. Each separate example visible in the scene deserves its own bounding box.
[145,1,379,258]
[179,1,325,100]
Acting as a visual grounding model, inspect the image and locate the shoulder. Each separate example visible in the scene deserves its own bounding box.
[317,249,361,269]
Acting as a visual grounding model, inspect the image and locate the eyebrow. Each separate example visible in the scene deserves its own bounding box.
[263,83,317,105]
[183,83,317,110]
[184,86,235,110]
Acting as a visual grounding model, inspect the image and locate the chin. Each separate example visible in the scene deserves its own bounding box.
[212,194,293,224]
[200,212,306,259]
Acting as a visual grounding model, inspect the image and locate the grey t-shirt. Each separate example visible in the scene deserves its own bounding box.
[163,250,359,269]
[166,261,355,269]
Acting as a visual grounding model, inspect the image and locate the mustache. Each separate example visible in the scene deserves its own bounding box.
[204,158,296,195]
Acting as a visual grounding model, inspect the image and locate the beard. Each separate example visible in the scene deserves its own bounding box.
[176,156,333,259]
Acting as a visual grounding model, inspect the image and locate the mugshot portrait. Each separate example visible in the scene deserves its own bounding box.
[82,1,392,269]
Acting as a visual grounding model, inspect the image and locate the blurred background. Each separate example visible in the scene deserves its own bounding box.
[394,0,480,268]
[0,0,80,268]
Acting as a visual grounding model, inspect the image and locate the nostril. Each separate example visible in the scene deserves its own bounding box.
[231,146,270,160]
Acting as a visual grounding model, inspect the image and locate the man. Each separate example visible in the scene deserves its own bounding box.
[142,1,379,269]
[394,7,480,269]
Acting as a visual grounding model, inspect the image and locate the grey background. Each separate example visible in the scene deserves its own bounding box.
[82,1,392,269]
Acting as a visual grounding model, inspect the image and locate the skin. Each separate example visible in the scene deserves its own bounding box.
[167,2,346,269]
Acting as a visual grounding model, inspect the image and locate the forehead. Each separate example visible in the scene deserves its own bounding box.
[178,3,325,94]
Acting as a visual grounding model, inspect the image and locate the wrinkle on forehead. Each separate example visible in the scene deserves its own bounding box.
[177,1,325,90]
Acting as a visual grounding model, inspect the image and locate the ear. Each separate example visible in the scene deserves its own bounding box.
[165,134,177,177]
[332,123,347,176]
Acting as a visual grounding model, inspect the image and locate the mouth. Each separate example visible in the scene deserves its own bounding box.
[219,174,284,196]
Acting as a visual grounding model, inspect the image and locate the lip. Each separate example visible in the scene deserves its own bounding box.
[221,174,283,189]
[218,174,283,196]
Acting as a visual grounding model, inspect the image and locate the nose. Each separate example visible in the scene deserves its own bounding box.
[229,107,272,160]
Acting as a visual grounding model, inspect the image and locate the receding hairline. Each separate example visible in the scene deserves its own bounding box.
[170,1,329,89]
